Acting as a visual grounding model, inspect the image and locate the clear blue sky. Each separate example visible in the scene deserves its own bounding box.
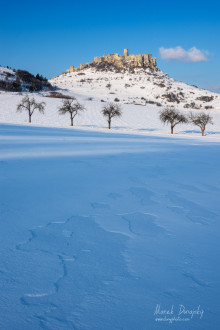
[1,0,219,92]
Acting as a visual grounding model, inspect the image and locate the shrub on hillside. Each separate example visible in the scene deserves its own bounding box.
[0,78,22,92]
[45,91,72,99]
[16,70,53,92]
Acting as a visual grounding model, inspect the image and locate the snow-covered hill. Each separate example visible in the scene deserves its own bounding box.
[0,66,18,89]
[1,64,220,138]
[0,65,53,92]
[0,66,15,77]
[50,67,220,111]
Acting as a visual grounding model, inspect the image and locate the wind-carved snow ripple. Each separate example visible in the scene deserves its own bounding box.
[166,191,216,289]
[17,215,129,329]
[129,186,156,206]
[121,212,165,237]
[167,191,217,225]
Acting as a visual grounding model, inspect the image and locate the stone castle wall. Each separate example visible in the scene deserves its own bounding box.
[66,49,157,73]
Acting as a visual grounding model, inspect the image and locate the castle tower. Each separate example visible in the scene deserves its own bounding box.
[124,48,128,57]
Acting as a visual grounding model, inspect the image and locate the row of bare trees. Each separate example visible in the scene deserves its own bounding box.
[17,96,213,136]
[16,96,122,128]
[159,108,213,136]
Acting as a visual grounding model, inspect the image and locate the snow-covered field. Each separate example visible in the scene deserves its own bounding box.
[1,91,220,139]
[0,124,220,329]
[0,64,220,329]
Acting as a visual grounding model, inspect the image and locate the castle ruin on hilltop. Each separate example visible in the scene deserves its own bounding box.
[66,49,157,73]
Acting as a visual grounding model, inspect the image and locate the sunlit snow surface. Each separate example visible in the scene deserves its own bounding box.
[0,124,220,329]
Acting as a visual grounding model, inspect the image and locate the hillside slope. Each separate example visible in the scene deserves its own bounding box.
[50,66,220,111]
[0,66,53,92]
[1,63,220,138]
[1,91,220,138]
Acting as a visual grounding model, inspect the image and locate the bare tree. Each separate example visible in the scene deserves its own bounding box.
[58,98,85,126]
[189,112,213,136]
[17,95,45,123]
[159,107,188,134]
[102,103,122,129]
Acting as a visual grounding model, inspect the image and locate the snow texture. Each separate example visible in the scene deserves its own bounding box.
[0,124,220,329]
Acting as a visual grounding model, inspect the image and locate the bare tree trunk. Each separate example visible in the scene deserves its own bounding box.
[108,120,111,129]
[29,112,31,123]
[171,126,173,134]
[71,115,73,126]
[202,129,204,136]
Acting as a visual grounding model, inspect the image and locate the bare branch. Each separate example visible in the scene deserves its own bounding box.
[31,98,45,114]
[159,107,188,134]
[58,98,85,126]
[189,112,213,136]
[16,95,45,123]
[101,103,122,129]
